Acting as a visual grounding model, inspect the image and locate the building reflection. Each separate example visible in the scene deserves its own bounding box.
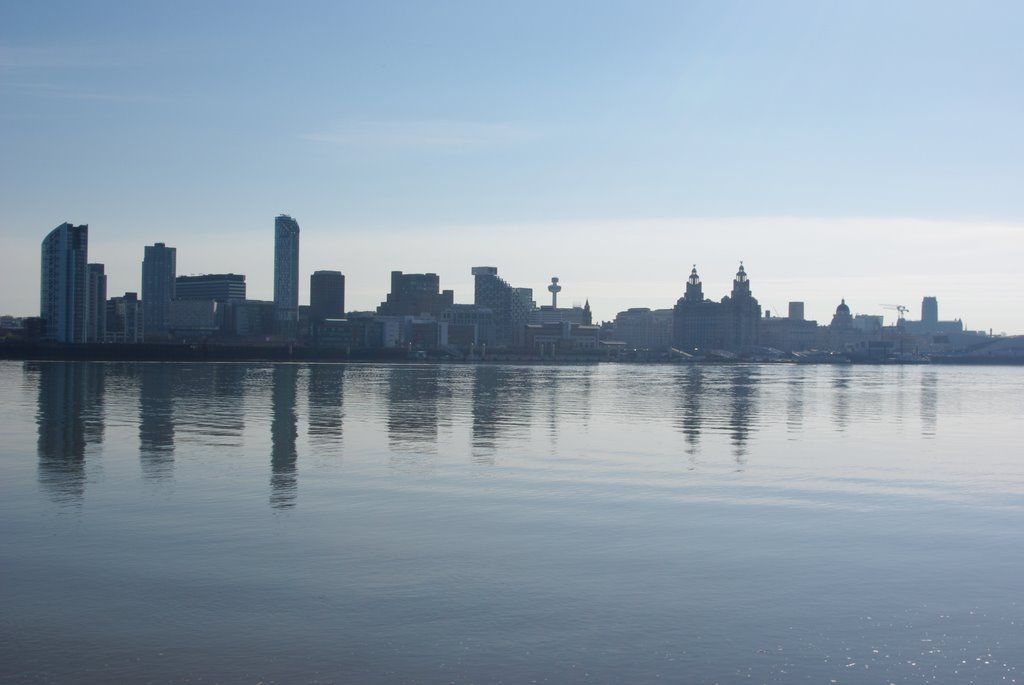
[470,365,533,463]
[34,362,105,505]
[386,365,441,453]
[920,369,938,438]
[726,367,758,465]
[169,364,247,449]
[675,366,704,458]
[308,364,345,447]
[270,364,298,509]
[786,369,807,435]
[831,366,852,433]
[205,364,247,446]
[138,363,176,480]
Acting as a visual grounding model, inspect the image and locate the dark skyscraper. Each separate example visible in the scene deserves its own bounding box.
[86,263,107,343]
[274,215,300,334]
[310,270,345,321]
[40,222,88,343]
[142,242,176,336]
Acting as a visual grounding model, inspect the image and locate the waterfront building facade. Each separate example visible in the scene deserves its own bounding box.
[672,264,761,353]
[40,222,89,343]
[612,307,674,350]
[441,304,496,347]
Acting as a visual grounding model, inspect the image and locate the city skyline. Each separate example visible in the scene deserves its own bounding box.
[2,2,1023,333]
[8,216,1014,335]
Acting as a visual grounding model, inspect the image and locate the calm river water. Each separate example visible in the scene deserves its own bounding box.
[1,360,1022,684]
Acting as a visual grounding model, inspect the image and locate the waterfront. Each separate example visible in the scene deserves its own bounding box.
[1,360,1023,684]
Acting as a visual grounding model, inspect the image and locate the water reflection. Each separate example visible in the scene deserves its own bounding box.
[727,367,758,466]
[387,366,442,453]
[830,366,851,433]
[175,364,246,448]
[675,366,704,458]
[139,364,175,480]
[270,364,298,509]
[33,362,104,505]
[308,364,345,447]
[920,369,938,438]
[22,361,953,508]
[786,369,806,435]
[471,365,532,463]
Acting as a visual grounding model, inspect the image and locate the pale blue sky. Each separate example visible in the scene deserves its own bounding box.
[2,1,1023,332]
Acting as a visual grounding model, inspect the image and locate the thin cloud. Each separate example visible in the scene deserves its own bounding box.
[303,120,539,153]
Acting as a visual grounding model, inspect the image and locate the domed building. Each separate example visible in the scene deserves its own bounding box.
[830,299,853,330]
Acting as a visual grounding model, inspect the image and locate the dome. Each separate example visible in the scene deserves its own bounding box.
[836,298,850,315]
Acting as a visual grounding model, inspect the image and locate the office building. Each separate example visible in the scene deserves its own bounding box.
[142,242,176,336]
[310,270,345,321]
[441,304,496,347]
[106,292,143,343]
[274,215,300,333]
[176,273,246,302]
[612,308,674,350]
[472,266,535,347]
[377,271,453,317]
[86,263,107,343]
[40,222,89,343]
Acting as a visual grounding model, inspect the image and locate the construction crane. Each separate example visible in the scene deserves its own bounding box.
[881,304,909,325]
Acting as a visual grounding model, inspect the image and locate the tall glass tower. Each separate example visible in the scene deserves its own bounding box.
[274,215,300,334]
[40,222,89,343]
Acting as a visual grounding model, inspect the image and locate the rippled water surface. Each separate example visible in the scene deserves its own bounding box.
[1,360,1023,684]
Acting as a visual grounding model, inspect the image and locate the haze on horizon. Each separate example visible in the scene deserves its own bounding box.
[2,1,1022,333]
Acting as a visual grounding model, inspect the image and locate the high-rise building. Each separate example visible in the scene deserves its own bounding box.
[175,273,247,302]
[86,263,107,343]
[274,215,300,333]
[472,266,535,347]
[310,270,345,321]
[40,222,89,343]
[142,242,176,336]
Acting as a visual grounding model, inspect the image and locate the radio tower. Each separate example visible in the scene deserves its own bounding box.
[548,277,562,307]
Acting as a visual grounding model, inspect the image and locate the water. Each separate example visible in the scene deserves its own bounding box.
[1,360,1023,684]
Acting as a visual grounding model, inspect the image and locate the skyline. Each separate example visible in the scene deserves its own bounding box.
[5,214,1020,334]
[3,2,1023,332]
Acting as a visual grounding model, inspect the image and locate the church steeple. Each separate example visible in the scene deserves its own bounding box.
[583,298,592,325]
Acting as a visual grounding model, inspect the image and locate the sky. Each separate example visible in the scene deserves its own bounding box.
[2,1,1023,333]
